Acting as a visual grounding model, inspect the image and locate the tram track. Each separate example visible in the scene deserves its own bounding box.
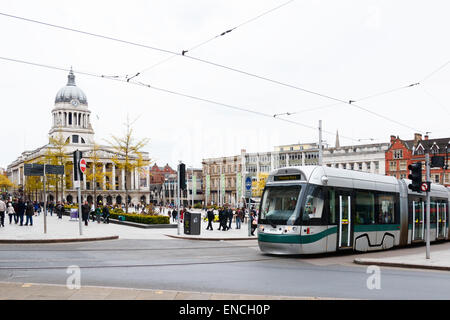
[0,256,280,270]
[0,244,259,252]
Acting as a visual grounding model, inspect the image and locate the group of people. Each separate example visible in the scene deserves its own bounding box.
[0,198,63,227]
[205,206,258,235]
[82,201,110,226]
[0,197,112,228]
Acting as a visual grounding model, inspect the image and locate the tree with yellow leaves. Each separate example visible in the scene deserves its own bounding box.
[45,130,69,202]
[84,143,112,208]
[0,173,13,193]
[106,116,150,213]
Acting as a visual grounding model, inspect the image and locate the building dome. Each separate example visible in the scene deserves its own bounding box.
[54,69,88,105]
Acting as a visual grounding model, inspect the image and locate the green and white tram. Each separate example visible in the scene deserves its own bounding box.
[257,166,449,255]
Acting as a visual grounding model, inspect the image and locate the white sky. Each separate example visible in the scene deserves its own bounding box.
[1,0,449,170]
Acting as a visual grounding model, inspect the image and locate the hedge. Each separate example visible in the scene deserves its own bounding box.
[109,211,170,224]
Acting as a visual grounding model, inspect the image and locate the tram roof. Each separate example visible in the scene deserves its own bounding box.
[268,166,449,196]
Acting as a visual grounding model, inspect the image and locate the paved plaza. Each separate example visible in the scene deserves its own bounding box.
[0,210,257,242]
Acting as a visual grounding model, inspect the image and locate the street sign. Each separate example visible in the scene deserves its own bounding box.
[245,176,252,190]
[79,158,86,174]
[421,182,429,192]
[24,164,64,176]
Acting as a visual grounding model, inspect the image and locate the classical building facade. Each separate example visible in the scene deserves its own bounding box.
[322,143,389,174]
[7,70,151,205]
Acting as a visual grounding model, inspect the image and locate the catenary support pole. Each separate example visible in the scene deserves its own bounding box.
[426,151,431,259]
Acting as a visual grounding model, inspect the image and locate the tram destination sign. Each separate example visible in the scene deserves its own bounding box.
[274,174,301,181]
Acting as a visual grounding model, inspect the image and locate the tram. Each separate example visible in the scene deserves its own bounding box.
[257,166,449,254]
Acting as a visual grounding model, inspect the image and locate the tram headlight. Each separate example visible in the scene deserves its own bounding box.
[283,226,300,234]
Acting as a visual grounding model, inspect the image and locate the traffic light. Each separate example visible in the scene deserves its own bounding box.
[408,162,422,192]
[179,163,186,190]
[73,150,83,181]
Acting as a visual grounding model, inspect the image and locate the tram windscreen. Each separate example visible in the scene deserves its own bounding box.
[260,185,301,225]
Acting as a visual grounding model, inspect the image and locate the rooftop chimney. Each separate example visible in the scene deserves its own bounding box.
[390,135,396,143]
[414,133,422,144]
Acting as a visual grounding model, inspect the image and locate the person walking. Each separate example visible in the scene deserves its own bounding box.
[0,198,6,227]
[17,198,26,226]
[102,204,110,224]
[95,206,102,223]
[12,199,19,224]
[48,201,54,216]
[81,201,90,226]
[25,200,34,226]
[227,206,233,230]
[250,211,258,236]
[7,202,15,224]
[55,201,64,219]
[206,208,214,230]
[235,208,242,229]
[172,209,177,223]
[217,207,224,230]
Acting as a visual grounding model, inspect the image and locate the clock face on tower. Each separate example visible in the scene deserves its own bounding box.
[70,99,79,106]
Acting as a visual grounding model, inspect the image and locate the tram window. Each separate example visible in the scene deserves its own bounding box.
[260,186,301,224]
[329,189,336,224]
[355,191,375,224]
[430,200,437,224]
[303,186,324,219]
[377,194,395,224]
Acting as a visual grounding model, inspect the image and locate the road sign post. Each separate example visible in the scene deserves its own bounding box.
[73,150,84,236]
[24,163,64,234]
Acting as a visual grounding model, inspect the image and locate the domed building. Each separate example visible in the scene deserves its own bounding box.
[7,69,151,207]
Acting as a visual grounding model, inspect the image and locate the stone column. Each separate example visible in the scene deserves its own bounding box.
[121,168,125,190]
[302,152,305,166]
[112,165,116,190]
[285,153,289,167]
[102,163,106,190]
[146,167,150,190]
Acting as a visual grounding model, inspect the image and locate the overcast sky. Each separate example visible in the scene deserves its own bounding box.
[1,0,449,170]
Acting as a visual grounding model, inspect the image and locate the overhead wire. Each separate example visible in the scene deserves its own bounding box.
[0,11,427,133]
[137,0,296,77]
[0,55,360,143]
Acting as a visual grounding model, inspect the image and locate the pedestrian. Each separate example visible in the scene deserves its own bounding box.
[81,201,90,226]
[25,200,34,226]
[251,212,258,236]
[0,198,6,227]
[55,201,64,219]
[227,206,233,230]
[235,208,243,229]
[206,208,214,230]
[12,199,19,224]
[172,209,177,222]
[17,198,26,225]
[95,206,102,223]
[102,204,110,224]
[217,207,224,230]
[7,202,15,224]
[49,201,54,216]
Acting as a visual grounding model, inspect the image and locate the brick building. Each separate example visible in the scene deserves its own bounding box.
[386,133,450,186]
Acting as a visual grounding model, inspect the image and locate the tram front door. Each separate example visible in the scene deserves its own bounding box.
[338,192,353,249]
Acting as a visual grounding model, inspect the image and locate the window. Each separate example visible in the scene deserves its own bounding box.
[399,160,407,170]
[435,175,440,183]
[260,185,301,224]
[72,135,79,143]
[393,149,403,159]
[377,194,395,224]
[81,137,86,144]
[303,185,324,220]
[356,191,375,224]
[389,161,397,170]
[329,189,336,224]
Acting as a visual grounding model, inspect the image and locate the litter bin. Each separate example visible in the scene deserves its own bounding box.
[184,212,201,235]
